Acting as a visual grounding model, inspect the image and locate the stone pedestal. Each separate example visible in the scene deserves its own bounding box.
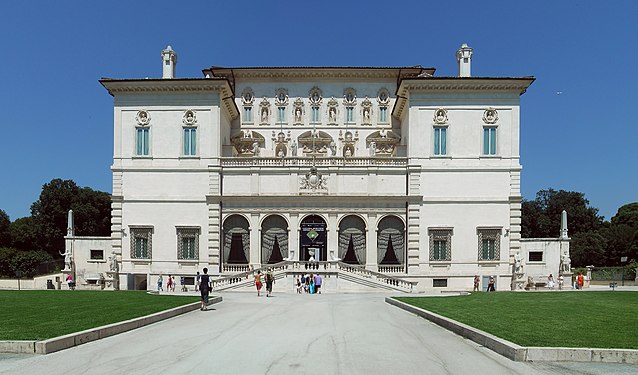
[105,271,120,290]
[513,272,526,291]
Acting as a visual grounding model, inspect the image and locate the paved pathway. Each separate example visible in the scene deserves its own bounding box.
[1,292,637,374]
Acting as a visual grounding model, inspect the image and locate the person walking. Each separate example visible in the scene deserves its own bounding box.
[195,271,201,292]
[157,274,163,291]
[265,269,275,297]
[487,276,496,292]
[199,268,211,311]
[473,275,480,292]
[547,274,555,289]
[558,274,564,290]
[167,274,173,292]
[254,271,263,296]
[577,272,584,290]
[314,274,322,294]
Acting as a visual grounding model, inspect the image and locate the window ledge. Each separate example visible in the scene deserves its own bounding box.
[132,156,152,160]
[429,261,451,267]
[527,261,546,265]
[177,259,199,263]
[88,260,106,263]
[479,155,501,159]
[478,261,500,266]
[431,155,452,159]
[179,156,200,160]
[130,259,151,264]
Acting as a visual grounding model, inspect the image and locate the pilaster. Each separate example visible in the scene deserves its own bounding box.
[207,203,221,272]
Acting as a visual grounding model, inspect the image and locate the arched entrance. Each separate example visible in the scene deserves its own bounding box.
[261,215,289,264]
[300,215,327,261]
[377,215,405,266]
[338,215,366,265]
[222,215,250,266]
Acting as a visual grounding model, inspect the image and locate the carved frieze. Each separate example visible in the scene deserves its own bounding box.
[343,88,357,106]
[339,130,359,157]
[275,88,289,106]
[272,130,291,157]
[309,87,322,105]
[366,130,400,156]
[298,130,333,156]
[377,88,390,105]
[231,131,265,157]
[299,166,328,194]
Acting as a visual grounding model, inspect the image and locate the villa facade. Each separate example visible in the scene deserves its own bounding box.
[64,44,571,292]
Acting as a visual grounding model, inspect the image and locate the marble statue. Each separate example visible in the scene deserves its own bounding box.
[59,249,72,271]
[252,142,260,156]
[329,107,337,123]
[295,107,302,123]
[369,142,376,156]
[291,141,297,156]
[329,141,337,156]
[514,252,523,272]
[109,251,118,272]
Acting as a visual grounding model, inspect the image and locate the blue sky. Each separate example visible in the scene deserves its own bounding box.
[1,0,636,221]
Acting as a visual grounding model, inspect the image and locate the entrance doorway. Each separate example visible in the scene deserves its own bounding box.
[300,215,327,261]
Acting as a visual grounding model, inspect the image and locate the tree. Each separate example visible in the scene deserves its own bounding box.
[611,202,638,229]
[9,217,38,251]
[0,209,10,248]
[521,189,603,238]
[570,231,607,267]
[30,179,111,256]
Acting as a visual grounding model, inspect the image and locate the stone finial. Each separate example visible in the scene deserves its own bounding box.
[67,209,74,237]
[560,210,568,239]
[161,45,177,79]
[456,43,473,77]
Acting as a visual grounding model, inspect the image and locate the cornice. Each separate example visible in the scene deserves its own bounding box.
[100,78,239,120]
[392,77,535,119]
[205,67,433,81]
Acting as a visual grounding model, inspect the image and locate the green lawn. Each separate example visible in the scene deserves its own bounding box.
[0,290,200,340]
[396,291,638,349]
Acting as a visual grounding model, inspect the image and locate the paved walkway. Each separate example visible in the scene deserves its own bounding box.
[1,292,637,374]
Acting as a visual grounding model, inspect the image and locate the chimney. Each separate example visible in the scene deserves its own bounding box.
[161,45,177,79]
[456,43,473,77]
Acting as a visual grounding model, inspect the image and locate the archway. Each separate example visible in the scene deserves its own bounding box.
[300,215,327,261]
[338,215,366,264]
[377,216,405,265]
[223,215,250,265]
[262,215,289,264]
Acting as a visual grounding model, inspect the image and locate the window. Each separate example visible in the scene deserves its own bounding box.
[433,127,447,155]
[379,107,388,123]
[433,279,448,287]
[346,107,354,122]
[183,127,197,156]
[429,229,452,261]
[277,107,285,123]
[477,228,501,261]
[529,251,543,262]
[177,227,200,260]
[243,107,252,122]
[136,127,149,156]
[483,127,497,155]
[311,106,320,122]
[130,227,152,259]
[90,249,104,260]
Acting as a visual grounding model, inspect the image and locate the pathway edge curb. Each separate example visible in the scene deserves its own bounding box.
[0,296,222,355]
[385,297,638,364]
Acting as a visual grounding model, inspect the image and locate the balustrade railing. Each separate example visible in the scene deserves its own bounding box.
[378,265,406,274]
[220,157,407,168]
[211,260,415,292]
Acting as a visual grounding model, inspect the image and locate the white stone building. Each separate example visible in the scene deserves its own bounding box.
[63,44,571,293]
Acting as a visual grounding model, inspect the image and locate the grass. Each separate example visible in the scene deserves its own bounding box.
[396,291,638,349]
[0,290,200,340]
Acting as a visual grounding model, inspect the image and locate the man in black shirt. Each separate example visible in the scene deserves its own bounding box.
[200,268,212,311]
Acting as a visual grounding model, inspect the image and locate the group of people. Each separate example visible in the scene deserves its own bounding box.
[254,269,275,297]
[473,275,496,292]
[156,274,176,292]
[296,273,322,294]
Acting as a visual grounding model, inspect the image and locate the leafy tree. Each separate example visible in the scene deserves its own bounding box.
[570,231,607,267]
[9,217,38,251]
[9,250,54,278]
[522,189,603,238]
[0,247,16,276]
[0,209,10,248]
[30,179,111,256]
[597,223,638,266]
[611,202,638,229]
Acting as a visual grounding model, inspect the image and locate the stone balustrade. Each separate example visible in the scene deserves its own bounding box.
[220,157,407,168]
